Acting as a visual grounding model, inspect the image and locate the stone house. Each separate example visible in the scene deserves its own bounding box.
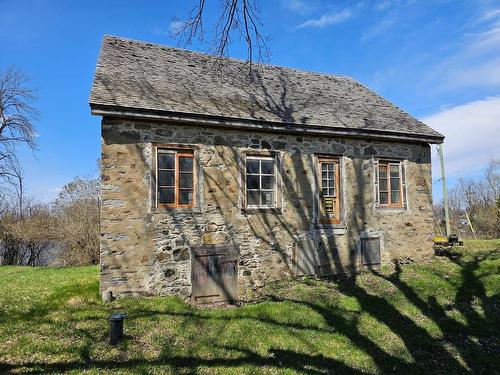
[90,35,444,303]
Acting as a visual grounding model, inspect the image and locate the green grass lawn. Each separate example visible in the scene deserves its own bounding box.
[0,240,499,374]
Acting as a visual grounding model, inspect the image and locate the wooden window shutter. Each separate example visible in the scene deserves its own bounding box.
[373,159,380,207]
[401,161,408,208]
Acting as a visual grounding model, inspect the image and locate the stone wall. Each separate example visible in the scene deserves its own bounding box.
[100,117,434,300]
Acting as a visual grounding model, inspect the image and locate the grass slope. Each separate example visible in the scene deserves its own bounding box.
[0,240,499,374]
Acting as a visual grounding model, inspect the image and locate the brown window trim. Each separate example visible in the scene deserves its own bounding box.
[154,147,196,209]
[378,160,403,208]
[317,156,341,225]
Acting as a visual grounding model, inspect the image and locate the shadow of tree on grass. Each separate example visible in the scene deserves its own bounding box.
[1,247,498,374]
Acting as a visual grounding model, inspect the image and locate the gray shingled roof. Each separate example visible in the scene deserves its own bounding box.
[90,35,443,143]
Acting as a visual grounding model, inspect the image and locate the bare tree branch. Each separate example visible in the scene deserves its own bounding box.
[435,159,500,238]
[173,0,270,64]
[53,176,100,265]
[0,67,38,201]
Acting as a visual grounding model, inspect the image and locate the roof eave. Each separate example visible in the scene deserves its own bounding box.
[90,103,445,144]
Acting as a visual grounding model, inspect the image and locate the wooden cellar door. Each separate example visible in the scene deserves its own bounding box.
[191,246,237,304]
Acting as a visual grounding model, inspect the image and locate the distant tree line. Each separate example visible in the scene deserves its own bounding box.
[434,159,500,239]
[0,176,100,266]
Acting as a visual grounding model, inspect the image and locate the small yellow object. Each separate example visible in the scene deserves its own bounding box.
[433,236,449,244]
[323,197,334,213]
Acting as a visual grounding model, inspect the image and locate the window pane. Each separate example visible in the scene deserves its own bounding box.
[391,177,400,190]
[179,173,193,188]
[158,170,175,187]
[262,176,275,189]
[380,192,388,205]
[158,153,175,169]
[261,160,274,174]
[261,191,274,206]
[391,190,400,204]
[322,180,328,189]
[379,178,388,191]
[247,159,260,173]
[321,163,327,171]
[247,190,260,206]
[327,163,334,171]
[158,187,175,204]
[390,164,399,177]
[379,165,387,178]
[247,175,260,189]
[179,190,193,205]
[322,171,328,179]
[179,156,193,172]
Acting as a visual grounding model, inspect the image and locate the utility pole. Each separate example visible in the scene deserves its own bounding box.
[437,144,451,236]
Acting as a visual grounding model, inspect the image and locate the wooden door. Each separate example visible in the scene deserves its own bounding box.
[191,246,237,304]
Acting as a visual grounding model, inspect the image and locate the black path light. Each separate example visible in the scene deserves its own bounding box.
[109,312,128,345]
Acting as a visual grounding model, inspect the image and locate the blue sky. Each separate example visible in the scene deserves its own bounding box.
[1,0,498,202]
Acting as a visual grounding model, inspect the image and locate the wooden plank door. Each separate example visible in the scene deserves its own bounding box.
[191,246,237,304]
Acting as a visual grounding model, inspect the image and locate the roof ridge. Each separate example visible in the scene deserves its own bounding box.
[101,35,354,81]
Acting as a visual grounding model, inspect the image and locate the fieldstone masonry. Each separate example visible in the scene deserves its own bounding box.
[100,117,435,300]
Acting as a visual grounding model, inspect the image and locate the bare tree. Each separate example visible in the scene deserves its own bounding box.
[53,176,100,266]
[0,68,38,201]
[434,159,499,239]
[174,0,269,63]
[0,200,55,266]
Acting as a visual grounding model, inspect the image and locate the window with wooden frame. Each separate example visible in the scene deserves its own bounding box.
[318,157,341,224]
[245,156,277,208]
[156,149,195,208]
[374,160,406,208]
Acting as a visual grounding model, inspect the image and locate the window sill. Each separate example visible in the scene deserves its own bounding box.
[152,206,201,214]
[315,224,347,235]
[242,207,282,215]
[374,206,408,212]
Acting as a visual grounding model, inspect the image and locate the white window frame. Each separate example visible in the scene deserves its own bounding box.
[245,155,277,209]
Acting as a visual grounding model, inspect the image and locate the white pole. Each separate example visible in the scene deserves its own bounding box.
[437,144,451,237]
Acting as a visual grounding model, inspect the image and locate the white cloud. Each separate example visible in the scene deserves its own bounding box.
[150,21,184,37]
[361,17,396,41]
[283,0,312,15]
[296,9,353,29]
[168,20,184,35]
[374,0,392,12]
[470,23,500,52]
[479,8,500,23]
[422,97,500,179]
[430,7,500,90]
